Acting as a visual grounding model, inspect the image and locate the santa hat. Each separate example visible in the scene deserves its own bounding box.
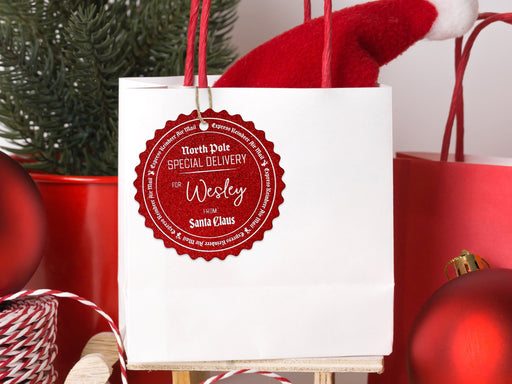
[214,0,478,88]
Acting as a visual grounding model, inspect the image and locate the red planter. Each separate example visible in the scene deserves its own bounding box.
[26,173,119,383]
[26,173,173,384]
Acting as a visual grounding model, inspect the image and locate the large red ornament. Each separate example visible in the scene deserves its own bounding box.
[0,151,46,295]
[408,255,512,384]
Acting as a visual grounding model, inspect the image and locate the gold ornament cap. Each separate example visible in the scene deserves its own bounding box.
[444,250,490,280]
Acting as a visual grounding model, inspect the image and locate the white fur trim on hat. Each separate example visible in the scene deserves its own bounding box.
[425,0,479,40]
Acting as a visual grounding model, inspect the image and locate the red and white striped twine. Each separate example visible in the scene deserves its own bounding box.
[200,369,292,384]
[0,289,127,384]
[0,295,58,384]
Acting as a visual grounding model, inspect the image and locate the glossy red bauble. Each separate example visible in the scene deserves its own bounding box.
[0,151,46,295]
[408,268,512,384]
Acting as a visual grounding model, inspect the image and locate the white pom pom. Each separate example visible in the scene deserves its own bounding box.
[425,0,479,40]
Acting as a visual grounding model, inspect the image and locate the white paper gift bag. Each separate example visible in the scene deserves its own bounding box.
[118,0,393,365]
[118,78,394,363]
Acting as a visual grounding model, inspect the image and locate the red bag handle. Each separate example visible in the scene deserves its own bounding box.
[184,0,333,88]
[441,12,512,161]
[184,0,210,88]
[304,0,312,22]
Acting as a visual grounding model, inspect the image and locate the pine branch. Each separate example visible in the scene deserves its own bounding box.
[0,0,240,176]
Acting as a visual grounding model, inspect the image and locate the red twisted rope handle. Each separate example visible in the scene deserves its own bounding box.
[184,0,201,87]
[183,0,211,88]
[304,0,312,22]
[303,0,333,87]
[322,0,333,88]
[185,0,333,88]
[0,290,128,384]
[198,0,211,88]
[441,12,512,161]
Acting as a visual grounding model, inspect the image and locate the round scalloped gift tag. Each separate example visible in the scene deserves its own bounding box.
[134,109,285,261]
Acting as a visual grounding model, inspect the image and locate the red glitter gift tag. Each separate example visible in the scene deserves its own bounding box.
[134,109,285,261]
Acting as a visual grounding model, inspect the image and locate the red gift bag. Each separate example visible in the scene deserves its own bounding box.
[369,12,512,384]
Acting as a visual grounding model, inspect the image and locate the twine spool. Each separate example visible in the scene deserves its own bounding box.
[0,290,127,384]
[0,296,58,384]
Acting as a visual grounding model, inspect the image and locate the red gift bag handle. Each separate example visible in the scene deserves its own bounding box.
[184,0,333,88]
[184,0,210,88]
[304,0,312,22]
[441,12,512,162]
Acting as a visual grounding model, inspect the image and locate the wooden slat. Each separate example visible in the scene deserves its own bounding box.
[314,372,335,384]
[128,357,383,373]
[172,371,192,384]
[64,353,112,384]
[81,332,120,368]
[173,371,212,384]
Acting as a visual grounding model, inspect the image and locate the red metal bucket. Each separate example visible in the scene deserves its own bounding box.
[27,174,119,383]
[26,173,173,383]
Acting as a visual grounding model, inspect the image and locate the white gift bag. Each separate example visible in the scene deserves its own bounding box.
[118,77,394,363]
[118,0,393,365]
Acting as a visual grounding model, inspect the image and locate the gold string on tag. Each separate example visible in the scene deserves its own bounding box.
[195,86,213,130]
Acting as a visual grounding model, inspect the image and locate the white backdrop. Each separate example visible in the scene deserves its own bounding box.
[227,1,512,383]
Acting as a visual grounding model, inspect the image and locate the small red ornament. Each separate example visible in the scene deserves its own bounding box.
[0,151,46,295]
[408,251,512,384]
